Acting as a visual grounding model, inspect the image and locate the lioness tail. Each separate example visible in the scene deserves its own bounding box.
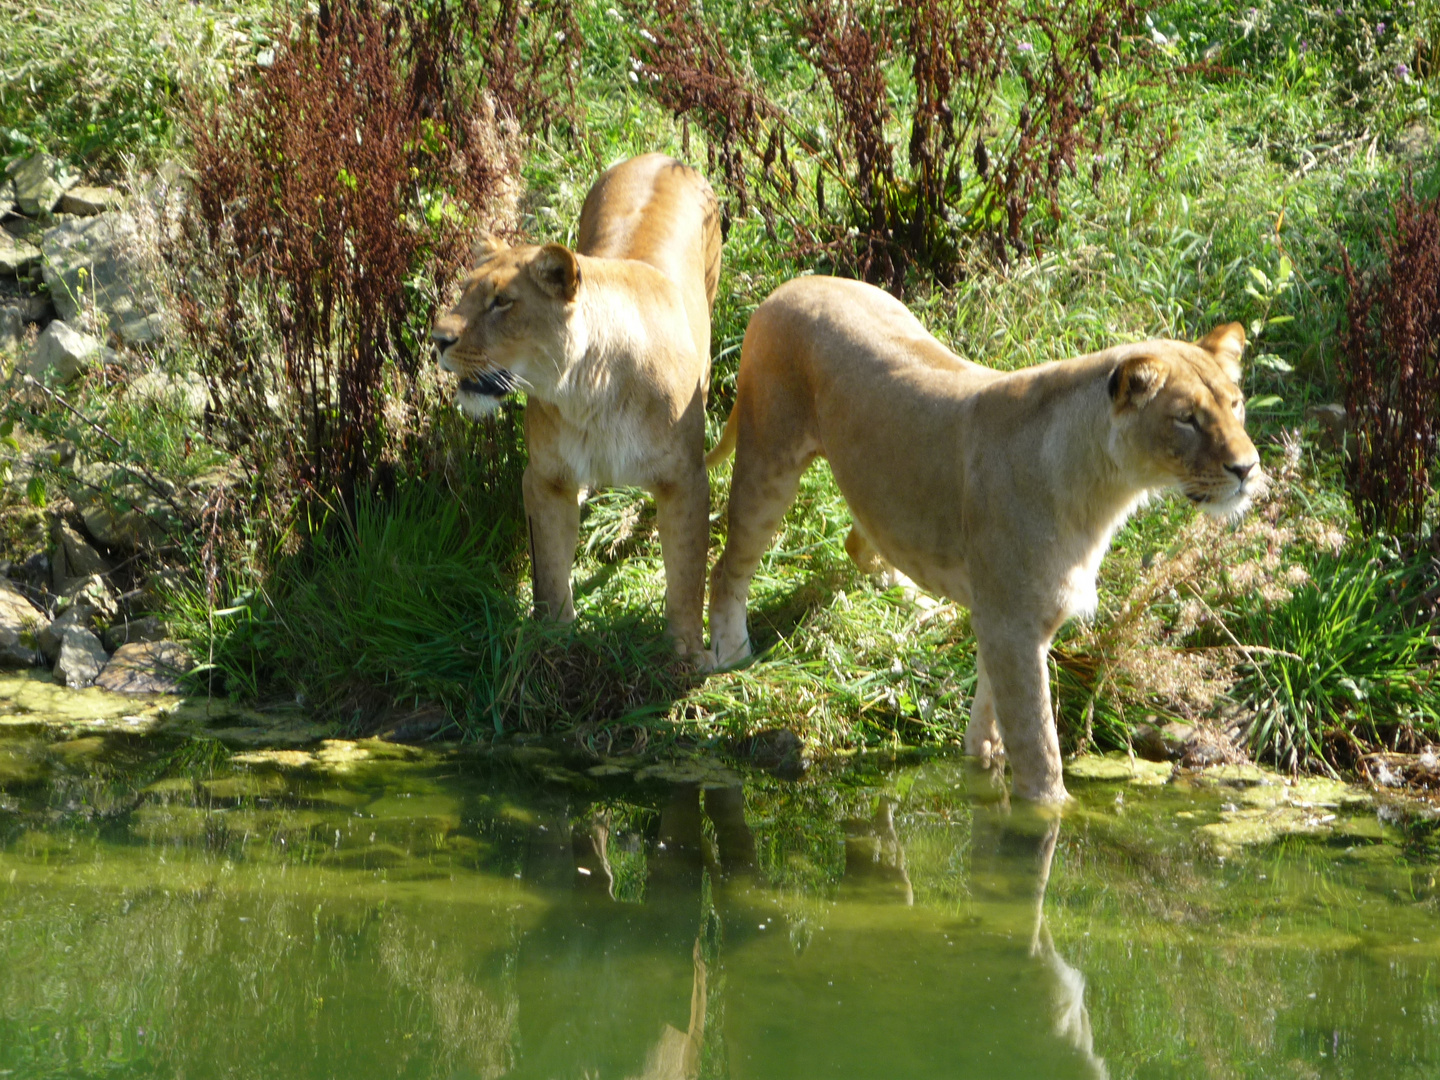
[705,408,738,469]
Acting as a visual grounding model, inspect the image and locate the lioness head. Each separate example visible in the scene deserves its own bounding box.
[431,234,581,419]
[1107,322,1263,518]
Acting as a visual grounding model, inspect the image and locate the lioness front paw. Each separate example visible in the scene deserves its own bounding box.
[971,738,1006,769]
[709,636,752,671]
[964,730,1005,764]
[671,635,713,671]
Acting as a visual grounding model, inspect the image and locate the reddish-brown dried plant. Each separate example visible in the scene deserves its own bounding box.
[633,0,1140,292]
[177,0,577,520]
[1340,184,1440,536]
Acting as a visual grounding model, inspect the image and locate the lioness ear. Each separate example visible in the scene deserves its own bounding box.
[1108,355,1169,411]
[469,231,507,267]
[528,243,581,301]
[1196,322,1246,382]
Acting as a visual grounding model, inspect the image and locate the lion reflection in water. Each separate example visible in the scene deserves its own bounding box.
[507,777,1106,1080]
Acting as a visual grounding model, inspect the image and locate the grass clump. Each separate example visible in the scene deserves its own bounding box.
[198,483,523,727]
[1231,539,1439,772]
[177,421,700,746]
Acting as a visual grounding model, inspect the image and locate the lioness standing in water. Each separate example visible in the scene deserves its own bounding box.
[431,154,722,660]
[706,276,1262,803]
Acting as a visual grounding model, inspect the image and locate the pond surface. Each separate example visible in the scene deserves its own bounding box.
[1,726,1438,1080]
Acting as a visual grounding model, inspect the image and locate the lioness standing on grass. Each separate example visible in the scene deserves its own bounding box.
[432,154,722,660]
[706,276,1263,804]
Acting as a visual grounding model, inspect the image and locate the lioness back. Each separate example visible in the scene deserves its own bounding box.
[577,153,722,371]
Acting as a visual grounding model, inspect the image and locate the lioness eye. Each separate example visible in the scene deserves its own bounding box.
[1174,412,1197,428]
[490,296,513,313]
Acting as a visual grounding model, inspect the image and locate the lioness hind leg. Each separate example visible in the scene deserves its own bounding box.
[653,462,710,664]
[844,524,934,604]
[844,525,890,577]
[522,465,581,622]
[709,447,810,669]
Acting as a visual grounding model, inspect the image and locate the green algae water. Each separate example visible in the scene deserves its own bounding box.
[1,725,1438,1079]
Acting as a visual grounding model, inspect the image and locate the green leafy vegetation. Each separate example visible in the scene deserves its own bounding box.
[0,0,274,167]
[1231,538,1439,772]
[2,0,1439,774]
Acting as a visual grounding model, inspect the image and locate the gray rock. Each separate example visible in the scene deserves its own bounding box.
[70,462,179,550]
[37,574,118,661]
[119,312,166,344]
[54,625,109,688]
[1161,720,1196,750]
[129,369,209,419]
[38,605,91,662]
[27,320,106,383]
[1131,722,1170,762]
[81,498,170,551]
[9,154,78,217]
[0,581,45,667]
[1132,720,1194,762]
[3,292,56,371]
[102,614,167,651]
[0,179,15,217]
[1305,403,1348,449]
[60,573,119,624]
[735,727,810,776]
[139,161,186,212]
[50,520,109,592]
[378,711,450,743]
[1181,726,1247,769]
[40,212,169,343]
[1,291,54,324]
[57,186,122,216]
[1392,121,1435,164]
[0,304,21,359]
[11,551,50,594]
[4,216,48,245]
[95,640,191,694]
[0,229,41,276]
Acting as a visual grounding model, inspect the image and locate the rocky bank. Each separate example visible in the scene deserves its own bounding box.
[2,152,200,695]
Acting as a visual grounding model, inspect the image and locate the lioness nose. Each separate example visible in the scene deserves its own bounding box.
[431,328,459,348]
[1227,460,1257,481]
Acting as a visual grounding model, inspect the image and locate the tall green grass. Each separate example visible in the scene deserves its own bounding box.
[271,489,521,726]
[180,482,521,722]
[177,463,702,742]
[1232,540,1439,771]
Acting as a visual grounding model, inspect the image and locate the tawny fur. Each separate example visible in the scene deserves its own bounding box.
[434,154,722,659]
[707,276,1262,803]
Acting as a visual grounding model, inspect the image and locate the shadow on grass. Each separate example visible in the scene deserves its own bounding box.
[180,473,704,746]
[744,562,862,654]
